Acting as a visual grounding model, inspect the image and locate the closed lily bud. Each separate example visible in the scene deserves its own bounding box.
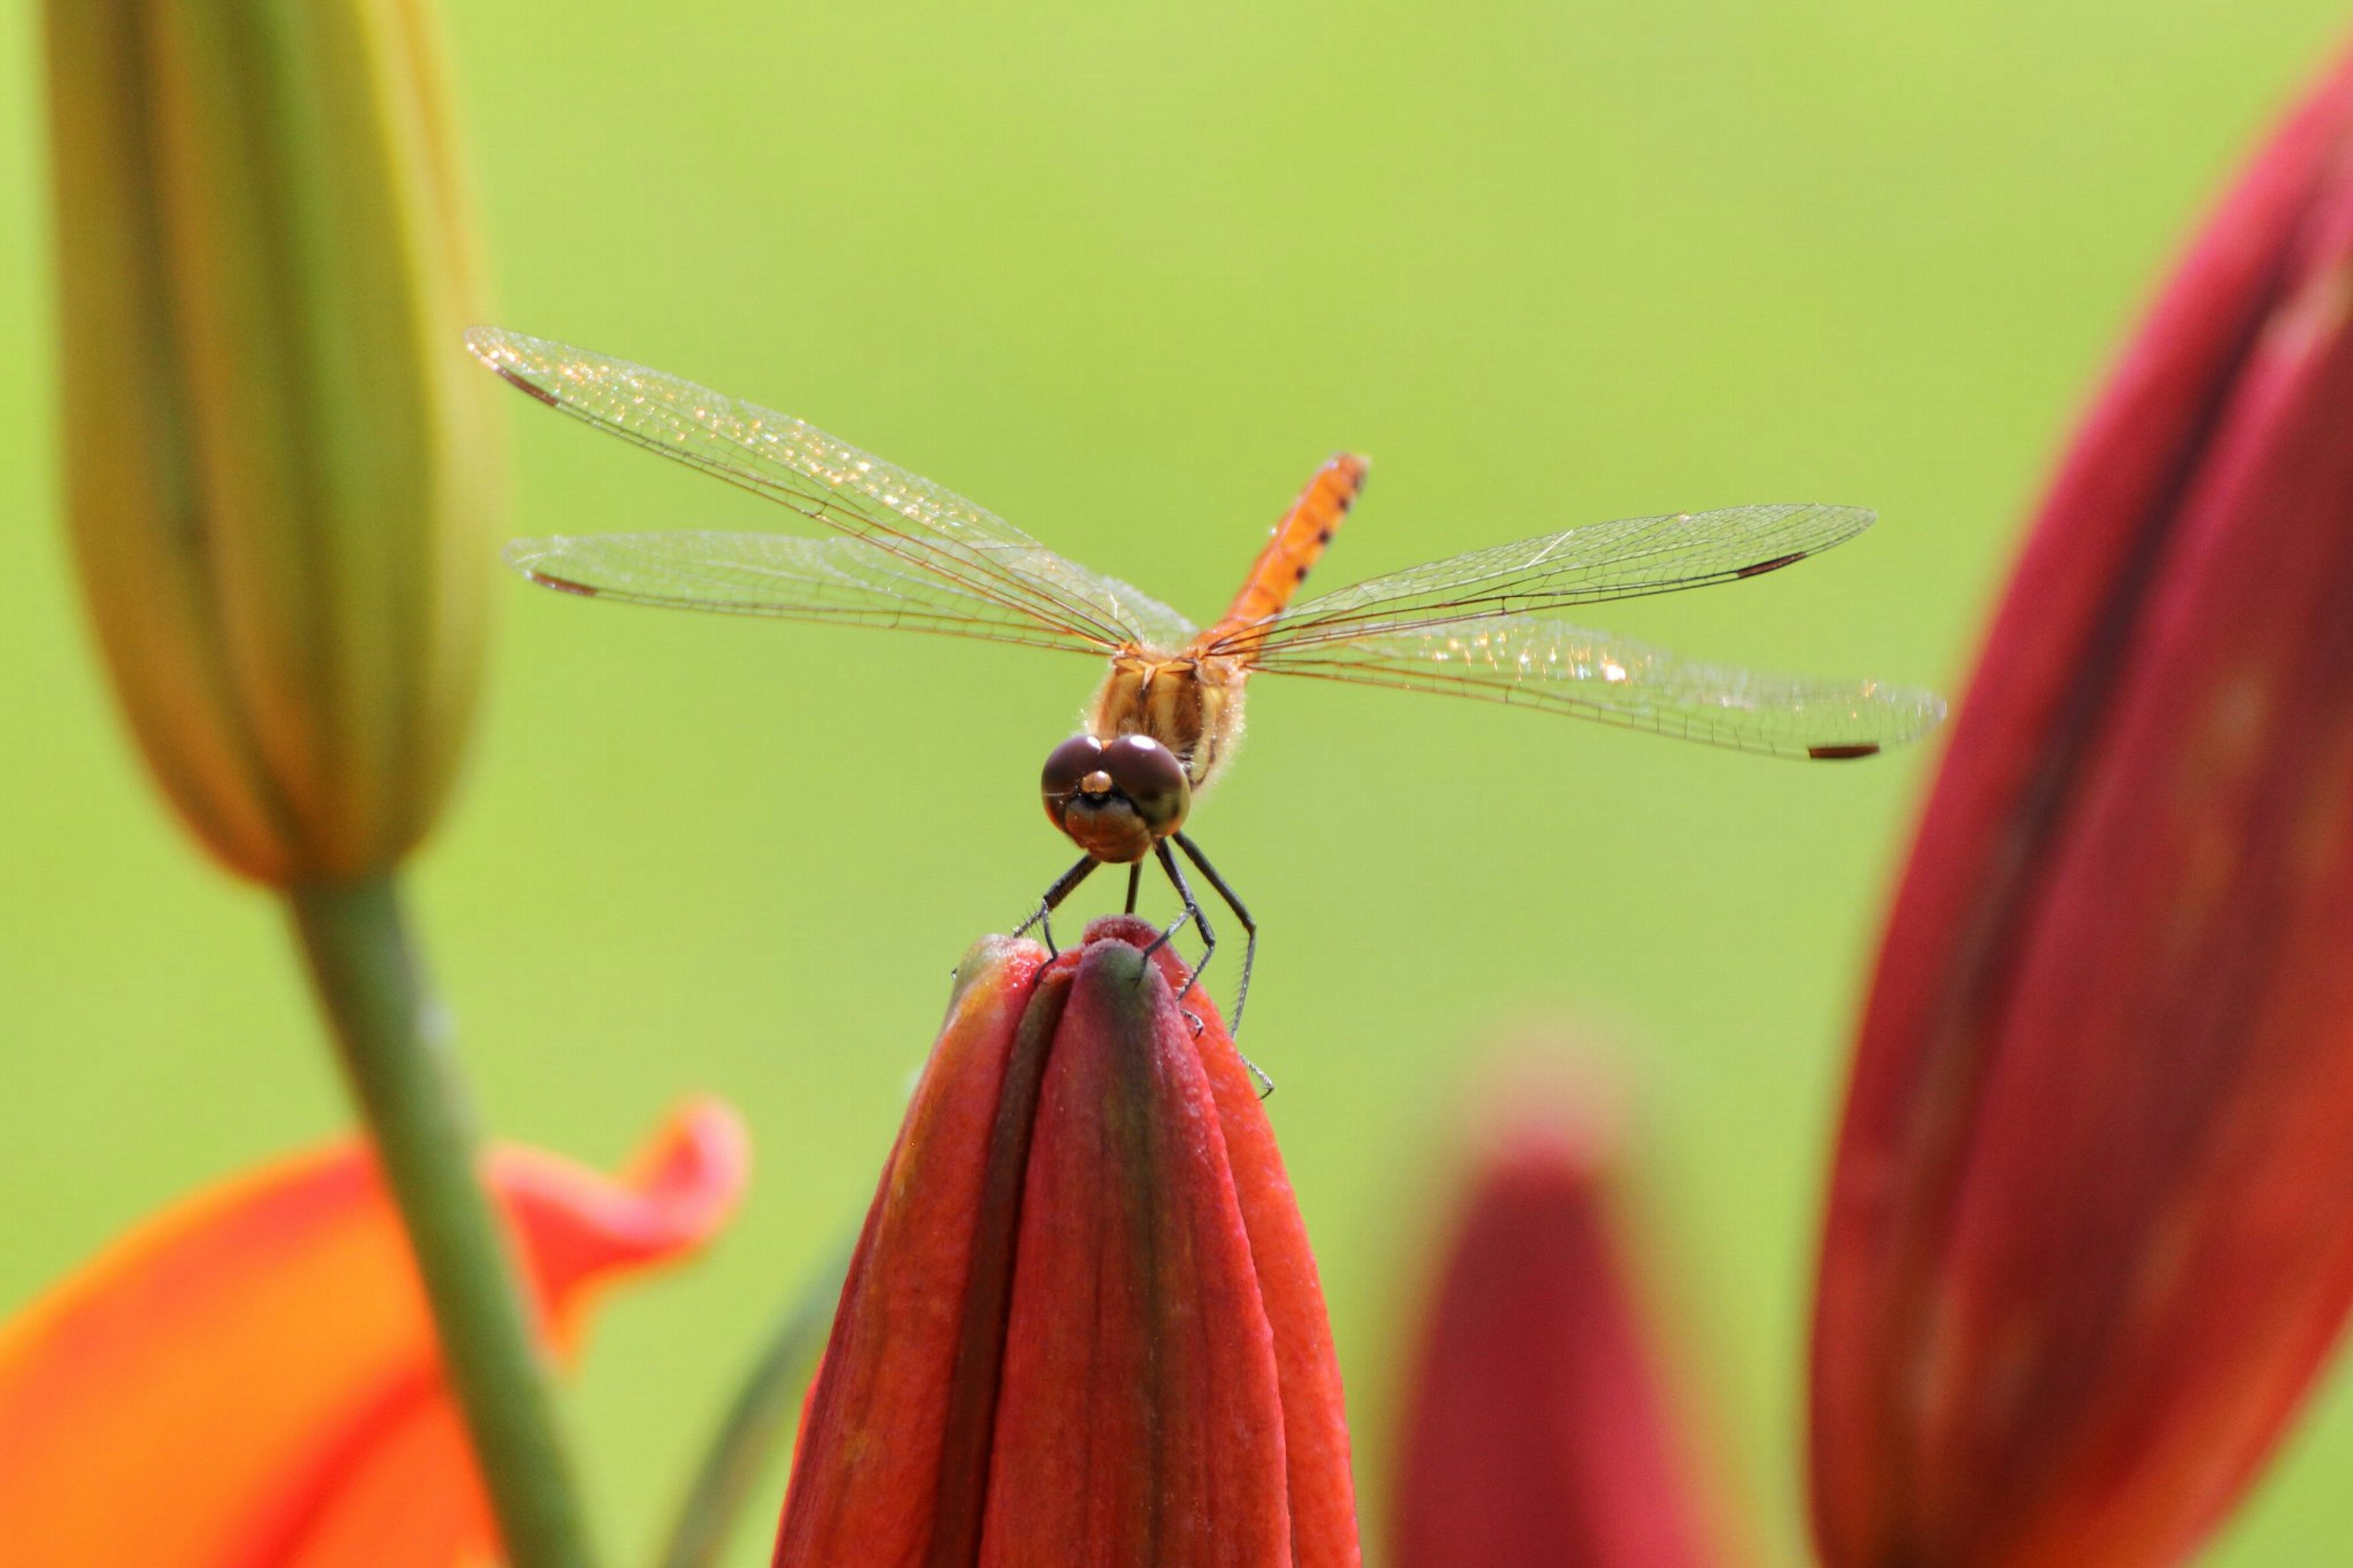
[44,0,500,884]
[1813,44,2353,1568]
[774,918,1358,1567]
[1392,1078,1735,1568]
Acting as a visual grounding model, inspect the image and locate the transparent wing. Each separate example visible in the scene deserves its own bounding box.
[469,326,1196,653]
[1251,614,1946,759]
[1207,502,1874,656]
[506,533,1193,654]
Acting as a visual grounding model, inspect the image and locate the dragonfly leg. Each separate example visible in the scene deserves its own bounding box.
[1173,831,1258,1034]
[1142,884,1199,1007]
[1014,855,1099,958]
[1148,840,1218,1031]
[1124,862,1142,915]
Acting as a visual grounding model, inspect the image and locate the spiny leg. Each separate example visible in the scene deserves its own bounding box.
[1142,877,1199,977]
[1170,833,1272,1093]
[1146,839,1216,1013]
[1012,855,1099,958]
[1173,831,1258,1032]
[1125,861,1142,915]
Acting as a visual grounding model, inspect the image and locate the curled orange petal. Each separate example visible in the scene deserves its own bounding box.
[0,1098,747,1568]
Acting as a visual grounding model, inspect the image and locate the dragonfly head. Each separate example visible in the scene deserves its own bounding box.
[1040,733,1191,864]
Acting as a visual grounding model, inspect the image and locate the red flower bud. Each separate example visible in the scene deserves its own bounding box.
[1813,43,2353,1568]
[1391,1080,1735,1568]
[773,918,1358,1567]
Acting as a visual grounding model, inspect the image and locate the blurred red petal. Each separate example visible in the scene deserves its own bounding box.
[1814,40,2353,1568]
[1393,1094,1729,1568]
[0,1099,746,1568]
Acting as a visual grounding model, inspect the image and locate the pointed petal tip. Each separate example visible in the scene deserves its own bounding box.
[1461,1049,1631,1184]
[494,1099,751,1309]
[616,1096,751,1238]
[960,931,1047,973]
[1077,912,1164,952]
[947,933,1050,1018]
[1072,912,1243,1031]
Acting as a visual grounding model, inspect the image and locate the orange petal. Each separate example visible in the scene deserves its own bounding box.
[0,1099,746,1568]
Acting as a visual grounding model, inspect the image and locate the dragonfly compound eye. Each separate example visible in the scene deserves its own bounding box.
[1039,732,1189,863]
[1040,734,1107,826]
[1100,735,1191,835]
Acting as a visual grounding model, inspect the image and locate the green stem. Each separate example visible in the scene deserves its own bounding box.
[287,874,599,1568]
[657,1238,853,1568]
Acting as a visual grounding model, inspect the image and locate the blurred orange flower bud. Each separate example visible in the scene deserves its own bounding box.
[1390,1073,1735,1568]
[773,919,1359,1567]
[43,0,502,884]
[1813,44,2353,1568]
[0,1099,747,1568]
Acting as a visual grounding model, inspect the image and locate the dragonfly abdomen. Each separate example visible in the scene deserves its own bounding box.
[1206,453,1370,642]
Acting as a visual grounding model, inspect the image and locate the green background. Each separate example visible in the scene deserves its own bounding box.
[5,2,2351,1562]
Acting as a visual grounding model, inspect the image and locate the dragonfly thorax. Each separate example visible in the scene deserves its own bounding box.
[1086,650,1250,793]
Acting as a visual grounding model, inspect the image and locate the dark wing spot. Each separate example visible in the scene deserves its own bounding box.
[1295,564,1311,581]
[496,365,564,408]
[1736,551,1806,579]
[1316,528,1333,544]
[1807,743,1880,760]
[526,569,599,597]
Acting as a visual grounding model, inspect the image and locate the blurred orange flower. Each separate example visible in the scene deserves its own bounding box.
[0,1100,746,1568]
[772,919,1358,1568]
[1813,41,2353,1568]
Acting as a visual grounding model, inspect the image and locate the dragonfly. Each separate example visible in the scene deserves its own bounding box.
[468,327,1946,1029]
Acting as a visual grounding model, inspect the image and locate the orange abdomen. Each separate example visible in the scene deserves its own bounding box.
[1207,453,1369,642]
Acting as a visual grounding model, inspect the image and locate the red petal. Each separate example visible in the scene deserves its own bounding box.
[1814,42,2353,1568]
[1128,919,1361,1568]
[779,925,1359,1567]
[0,1099,746,1568]
[773,937,1047,1568]
[980,932,1293,1564]
[1393,1096,1727,1568]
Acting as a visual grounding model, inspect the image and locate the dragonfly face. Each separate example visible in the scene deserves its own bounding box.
[464,325,1947,1028]
[1041,733,1191,863]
